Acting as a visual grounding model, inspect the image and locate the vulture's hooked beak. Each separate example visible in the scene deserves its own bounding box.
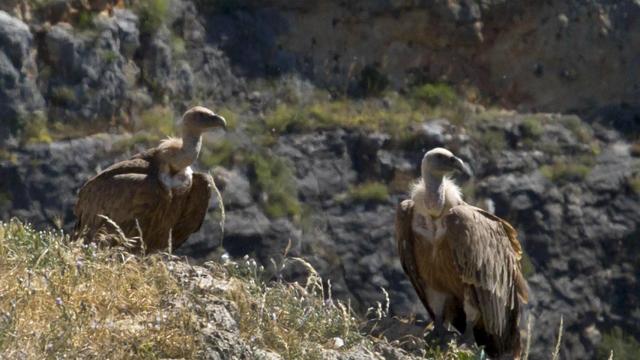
[210,114,227,131]
[453,156,473,177]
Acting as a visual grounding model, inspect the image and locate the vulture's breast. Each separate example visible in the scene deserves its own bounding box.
[160,166,193,194]
[413,214,465,298]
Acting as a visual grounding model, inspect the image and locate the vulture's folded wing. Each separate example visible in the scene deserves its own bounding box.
[74,159,170,243]
[444,205,528,336]
[171,172,214,250]
[395,199,435,319]
[81,158,155,186]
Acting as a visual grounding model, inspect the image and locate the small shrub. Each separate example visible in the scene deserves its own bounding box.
[520,252,535,278]
[597,327,640,360]
[540,157,594,184]
[561,115,592,143]
[138,106,175,135]
[411,83,458,107]
[216,108,239,131]
[135,0,170,34]
[50,86,77,106]
[249,154,301,219]
[101,50,119,64]
[348,182,389,204]
[477,128,507,153]
[170,34,186,56]
[112,132,162,153]
[76,10,96,30]
[521,117,544,140]
[21,112,52,144]
[264,104,308,134]
[629,176,640,194]
[199,139,238,168]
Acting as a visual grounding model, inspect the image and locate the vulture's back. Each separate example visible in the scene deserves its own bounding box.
[73,156,171,246]
[74,153,214,252]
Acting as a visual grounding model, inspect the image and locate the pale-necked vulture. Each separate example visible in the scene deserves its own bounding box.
[395,147,529,359]
[74,106,226,252]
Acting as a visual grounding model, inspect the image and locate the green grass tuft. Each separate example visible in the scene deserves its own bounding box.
[347,182,390,204]
[597,327,640,360]
[540,157,594,184]
[135,0,170,34]
[199,139,238,169]
[478,128,507,153]
[138,106,175,136]
[50,86,77,106]
[521,117,544,140]
[410,83,458,107]
[521,252,535,278]
[629,176,640,194]
[249,153,301,219]
[21,112,52,145]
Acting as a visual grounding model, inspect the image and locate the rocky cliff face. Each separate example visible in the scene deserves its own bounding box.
[0,1,638,359]
[204,0,640,112]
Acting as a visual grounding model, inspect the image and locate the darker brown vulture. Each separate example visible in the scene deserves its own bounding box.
[395,147,529,359]
[73,106,226,252]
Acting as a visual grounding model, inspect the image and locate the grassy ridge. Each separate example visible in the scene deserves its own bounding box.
[0,219,483,359]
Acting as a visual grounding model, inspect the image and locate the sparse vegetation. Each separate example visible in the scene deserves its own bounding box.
[227,256,363,358]
[138,105,175,136]
[50,86,77,106]
[257,92,434,142]
[249,153,301,219]
[20,112,52,144]
[521,117,545,140]
[521,252,535,278]
[199,139,239,168]
[597,327,640,360]
[477,128,508,153]
[540,157,594,184]
[134,0,170,34]
[561,115,593,143]
[629,175,640,194]
[347,182,390,204]
[410,83,458,107]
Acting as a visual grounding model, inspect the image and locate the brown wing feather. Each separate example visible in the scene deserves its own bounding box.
[170,172,214,250]
[444,205,528,336]
[395,200,435,320]
[74,158,172,248]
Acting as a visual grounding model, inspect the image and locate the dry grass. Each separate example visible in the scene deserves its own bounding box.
[0,219,491,360]
[223,256,364,358]
[0,219,200,358]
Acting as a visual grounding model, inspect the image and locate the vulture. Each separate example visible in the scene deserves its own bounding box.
[74,106,226,252]
[395,147,529,359]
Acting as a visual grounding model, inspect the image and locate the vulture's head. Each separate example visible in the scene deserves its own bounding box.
[182,106,227,133]
[422,147,472,178]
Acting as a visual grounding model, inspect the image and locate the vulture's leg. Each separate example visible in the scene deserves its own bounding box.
[462,288,479,346]
[425,288,449,346]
